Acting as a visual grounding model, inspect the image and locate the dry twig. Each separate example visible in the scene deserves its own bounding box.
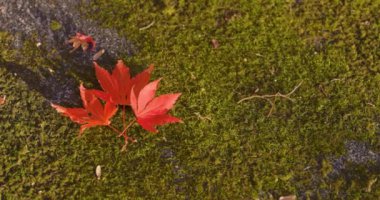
[194,112,212,121]
[139,21,155,31]
[238,81,303,116]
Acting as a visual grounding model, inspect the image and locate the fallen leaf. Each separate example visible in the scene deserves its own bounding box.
[130,79,182,133]
[68,32,96,52]
[51,84,118,134]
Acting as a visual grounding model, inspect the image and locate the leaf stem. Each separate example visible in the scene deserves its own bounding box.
[122,105,126,128]
[119,119,136,137]
[109,119,137,150]
[119,119,137,150]
[107,124,122,135]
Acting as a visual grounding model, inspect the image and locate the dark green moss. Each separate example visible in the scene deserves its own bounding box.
[1,0,380,199]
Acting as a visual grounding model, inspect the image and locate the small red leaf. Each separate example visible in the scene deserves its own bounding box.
[131,79,182,133]
[51,85,118,135]
[68,32,96,52]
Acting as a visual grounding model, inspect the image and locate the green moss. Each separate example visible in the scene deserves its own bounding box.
[1,0,380,199]
[50,20,62,31]
[0,32,16,61]
[0,31,55,75]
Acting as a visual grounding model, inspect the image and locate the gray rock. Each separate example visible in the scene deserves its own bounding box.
[0,0,136,105]
[330,140,380,179]
[0,0,134,58]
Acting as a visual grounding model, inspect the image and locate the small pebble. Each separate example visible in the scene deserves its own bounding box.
[96,165,101,180]
[279,195,296,200]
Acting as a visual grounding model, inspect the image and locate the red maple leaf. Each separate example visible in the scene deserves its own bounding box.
[130,79,182,132]
[51,84,117,134]
[92,60,154,105]
[68,32,96,52]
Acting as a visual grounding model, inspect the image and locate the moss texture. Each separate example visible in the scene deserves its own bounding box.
[1,0,380,199]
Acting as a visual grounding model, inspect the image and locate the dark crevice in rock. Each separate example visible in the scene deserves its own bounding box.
[0,58,81,106]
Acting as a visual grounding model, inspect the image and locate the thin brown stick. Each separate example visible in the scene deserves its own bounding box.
[139,21,155,31]
[122,105,126,129]
[108,124,135,144]
[238,81,303,116]
[119,119,136,137]
[194,112,212,121]
[119,120,137,152]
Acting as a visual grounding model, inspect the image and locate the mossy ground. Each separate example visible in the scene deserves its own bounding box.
[1,0,380,199]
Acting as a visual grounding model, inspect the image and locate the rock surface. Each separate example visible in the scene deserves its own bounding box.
[0,0,134,58]
[0,0,135,105]
[330,141,380,179]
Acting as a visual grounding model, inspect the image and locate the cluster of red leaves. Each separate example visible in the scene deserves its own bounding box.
[51,60,182,148]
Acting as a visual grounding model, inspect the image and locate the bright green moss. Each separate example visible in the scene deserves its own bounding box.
[1,0,380,199]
